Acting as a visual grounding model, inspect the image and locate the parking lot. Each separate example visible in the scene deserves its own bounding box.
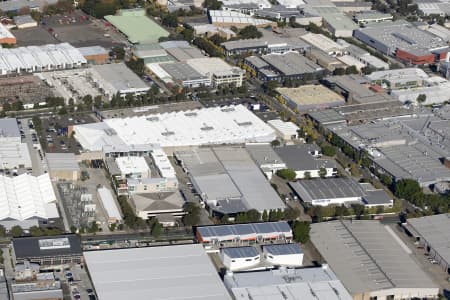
[14,27,59,46]
[54,264,96,300]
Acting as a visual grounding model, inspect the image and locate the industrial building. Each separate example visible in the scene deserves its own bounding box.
[263,243,304,266]
[0,173,59,229]
[321,13,357,37]
[244,52,324,82]
[289,177,393,207]
[193,24,237,40]
[354,20,449,65]
[160,62,211,88]
[208,10,276,28]
[0,43,87,76]
[405,213,450,274]
[336,40,389,70]
[310,220,440,299]
[267,119,300,141]
[326,116,450,186]
[277,84,345,111]
[45,153,80,181]
[91,63,150,98]
[246,143,286,179]
[0,22,16,45]
[134,43,174,64]
[175,147,285,215]
[366,68,429,90]
[84,244,232,300]
[305,48,346,71]
[221,247,261,271]
[165,46,205,62]
[74,105,276,152]
[224,266,353,300]
[12,235,83,267]
[274,144,338,179]
[13,15,38,29]
[10,274,63,300]
[220,0,272,13]
[0,118,32,169]
[352,11,393,25]
[196,221,293,245]
[77,46,109,65]
[97,186,123,225]
[186,57,245,87]
[105,9,169,44]
[301,33,346,56]
[0,0,57,13]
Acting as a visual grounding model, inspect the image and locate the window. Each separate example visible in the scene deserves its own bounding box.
[245,259,252,262]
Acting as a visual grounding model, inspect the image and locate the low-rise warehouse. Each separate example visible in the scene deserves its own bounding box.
[45,153,80,181]
[12,235,83,267]
[221,246,261,271]
[77,46,109,65]
[186,57,245,87]
[406,213,450,274]
[84,244,232,300]
[97,186,123,225]
[209,10,276,28]
[0,22,16,44]
[310,220,440,299]
[91,63,150,98]
[263,243,303,266]
[196,221,293,245]
[277,84,345,111]
[224,266,353,300]
[160,62,211,88]
[267,119,299,141]
[0,118,31,169]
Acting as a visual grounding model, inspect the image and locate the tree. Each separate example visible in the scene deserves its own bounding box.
[320,144,336,157]
[262,209,268,222]
[238,25,262,39]
[416,94,426,104]
[283,207,300,220]
[292,221,310,243]
[162,13,178,28]
[183,203,201,226]
[0,225,6,237]
[271,139,280,147]
[110,46,125,60]
[394,179,421,200]
[276,169,297,181]
[203,0,223,9]
[58,106,68,115]
[351,204,365,217]
[303,171,311,179]
[151,221,163,238]
[333,68,346,76]
[350,163,360,178]
[345,65,359,75]
[10,225,23,237]
[319,167,327,178]
[221,214,230,224]
[380,174,392,187]
[246,209,261,222]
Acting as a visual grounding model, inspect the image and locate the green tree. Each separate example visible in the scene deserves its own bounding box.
[320,144,336,157]
[10,225,23,237]
[333,68,346,75]
[262,209,268,222]
[0,225,6,237]
[276,169,297,181]
[283,207,300,220]
[221,214,230,224]
[345,65,359,75]
[246,209,261,222]
[351,204,365,217]
[203,0,223,9]
[271,139,280,147]
[110,46,125,60]
[394,179,421,200]
[319,167,327,178]
[238,25,262,39]
[151,221,163,238]
[303,171,311,179]
[183,202,201,226]
[292,221,310,243]
[162,13,178,27]
[380,174,392,187]
[416,94,426,104]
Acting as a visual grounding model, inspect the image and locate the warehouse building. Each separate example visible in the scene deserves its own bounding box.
[74,105,275,152]
[196,221,293,245]
[301,33,346,56]
[133,43,173,64]
[310,220,440,299]
[366,68,429,90]
[84,244,232,300]
[97,186,123,225]
[0,118,32,169]
[263,243,303,266]
[208,10,276,28]
[0,173,59,229]
[267,119,300,141]
[224,266,353,300]
[91,63,150,98]
[0,22,16,44]
[221,247,261,271]
[244,52,323,82]
[12,235,82,267]
[105,9,169,44]
[277,84,345,112]
[274,144,338,179]
[160,62,211,88]
[290,177,393,207]
[165,46,205,62]
[354,20,449,65]
[0,0,57,13]
[246,143,286,179]
[13,15,37,29]
[305,48,346,71]
[46,153,80,181]
[77,46,109,65]
[406,213,450,274]
[322,13,357,37]
[0,43,87,76]
[187,57,245,87]
[353,11,393,25]
[175,147,285,215]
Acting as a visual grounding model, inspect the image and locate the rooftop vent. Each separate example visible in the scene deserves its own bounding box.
[146,116,159,122]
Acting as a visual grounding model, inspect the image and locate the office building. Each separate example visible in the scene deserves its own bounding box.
[187,57,245,87]
[160,62,211,88]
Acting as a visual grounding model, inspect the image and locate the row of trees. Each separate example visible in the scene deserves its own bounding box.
[221,207,301,224]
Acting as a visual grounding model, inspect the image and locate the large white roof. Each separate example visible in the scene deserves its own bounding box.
[115,156,150,177]
[0,174,58,221]
[84,244,232,300]
[0,23,14,40]
[97,187,122,221]
[74,105,276,150]
[0,43,86,74]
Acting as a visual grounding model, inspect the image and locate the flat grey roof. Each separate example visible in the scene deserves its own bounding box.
[274,144,336,171]
[84,244,232,300]
[310,220,438,295]
[222,246,259,258]
[262,52,322,76]
[308,109,346,125]
[45,153,80,172]
[263,243,303,255]
[0,118,19,138]
[407,214,450,266]
[166,47,204,61]
[224,266,353,300]
[161,62,206,81]
[246,143,284,167]
[77,46,108,56]
[92,63,149,92]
